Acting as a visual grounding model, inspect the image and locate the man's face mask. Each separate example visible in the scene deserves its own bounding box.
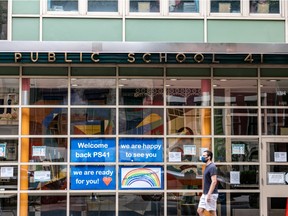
[201,156,208,163]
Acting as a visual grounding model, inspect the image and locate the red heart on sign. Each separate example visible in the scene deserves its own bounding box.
[102,177,112,186]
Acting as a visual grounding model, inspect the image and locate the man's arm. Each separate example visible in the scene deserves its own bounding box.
[207,174,217,199]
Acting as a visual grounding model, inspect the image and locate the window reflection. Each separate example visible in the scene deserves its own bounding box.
[218,193,259,215]
[267,198,286,216]
[0,165,17,190]
[48,0,78,11]
[167,137,206,162]
[261,79,288,106]
[214,108,258,135]
[119,108,163,135]
[167,108,210,135]
[267,142,288,162]
[214,138,259,162]
[130,0,160,12]
[217,165,259,190]
[119,79,163,105]
[210,0,241,13]
[21,165,67,190]
[29,138,67,162]
[167,192,198,216]
[27,194,67,215]
[169,0,199,13]
[88,0,118,12]
[71,79,116,105]
[118,193,164,216]
[29,108,68,135]
[213,79,257,106]
[70,193,116,215]
[167,164,202,190]
[29,78,68,105]
[166,79,207,106]
[261,109,288,135]
[71,108,116,135]
[250,0,280,14]
[0,138,18,162]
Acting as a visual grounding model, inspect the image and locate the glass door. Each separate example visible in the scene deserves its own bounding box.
[261,138,288,216]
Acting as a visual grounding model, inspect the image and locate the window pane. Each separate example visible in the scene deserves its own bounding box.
[217,165,259,189]
[219,193,259,215]
[210,0,240,13]
[28,108,68,135]
[214,108,258,135]
[167,79,210,106]
[261,79,288,106]
[118,193,164,216]
[71,78,116,105]
[48,0,78,11]
[0,194,17,215]
[169,0,199,13]
[70,193,116,215]
[214,138,259,162]
[267,198,287,216]
[29,138,67,162]
[71,108,116,135]
[266,142,288,162]
[119,79,163,106]
[167,108,211,135]
[0,165,17,190]
[167,164,202,189]
[26,194,67,215]
[119,108,163,135]
[261,109,288,135]
[250,0,280,14]
[0,138,18,162]
[119,79,164,106]
[0,0,8,40]
[88,0,118,12]
[29,78,68,105]
[167,192,198,215]
[213,79,257,106]
[21,165,67,190]
[168,138,207,162]
[130,0,160,12]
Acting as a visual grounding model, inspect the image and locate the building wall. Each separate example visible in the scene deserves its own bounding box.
[8,0,287,43]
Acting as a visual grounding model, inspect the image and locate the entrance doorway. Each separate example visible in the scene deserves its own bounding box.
[261,138,288,216]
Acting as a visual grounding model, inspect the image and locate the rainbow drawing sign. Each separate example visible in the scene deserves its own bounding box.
[120,166,163,190]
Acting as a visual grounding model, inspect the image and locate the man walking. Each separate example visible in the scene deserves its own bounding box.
[197,150,218,216]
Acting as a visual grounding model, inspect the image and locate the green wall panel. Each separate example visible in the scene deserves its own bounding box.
[126,19,204,42]
[12,0,40,14]
[12,18,40,41]
[208,20,285,43]
[43,18,122,41]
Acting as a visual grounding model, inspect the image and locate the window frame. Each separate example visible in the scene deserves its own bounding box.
[208,0,284,18]
[44,0,122,16]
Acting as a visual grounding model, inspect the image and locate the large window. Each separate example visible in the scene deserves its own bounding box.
[48,0,78,12]
[0,0,7,40]
[210,0,241,13]
[129,0,160,13]
[169,0,199,13]
[45,0,282,16]
[250,0,280,14]
[88,0,118,12]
